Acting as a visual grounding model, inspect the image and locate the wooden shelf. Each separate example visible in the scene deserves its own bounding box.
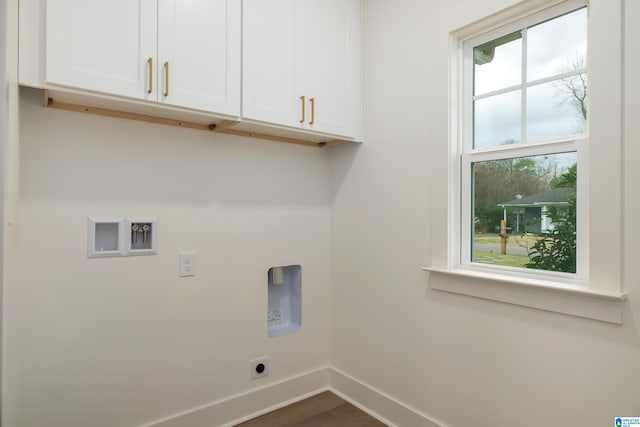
[45,92,354,149]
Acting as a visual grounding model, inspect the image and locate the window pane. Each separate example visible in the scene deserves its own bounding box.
[474,90,521,149]
[472,153,577,273]
[526,74,587,141]
[474,31,522,95]
[527,8,587,82]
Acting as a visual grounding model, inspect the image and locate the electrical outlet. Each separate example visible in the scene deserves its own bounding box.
[250,356,269,380]
[179,252,196,277]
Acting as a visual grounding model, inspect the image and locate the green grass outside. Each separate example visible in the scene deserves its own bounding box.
[472,233,549,268]
[473,251,531,268]
[474,232,541,247]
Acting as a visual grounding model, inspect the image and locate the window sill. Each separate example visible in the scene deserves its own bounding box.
[422,266,627,324]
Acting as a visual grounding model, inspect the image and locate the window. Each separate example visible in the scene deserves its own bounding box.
[461,5,587,281]
[425,0,626,323]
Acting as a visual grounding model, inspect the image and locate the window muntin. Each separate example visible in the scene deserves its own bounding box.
[463,6,587,276]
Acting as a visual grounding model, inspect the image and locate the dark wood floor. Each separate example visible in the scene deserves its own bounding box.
[235,391,387,427]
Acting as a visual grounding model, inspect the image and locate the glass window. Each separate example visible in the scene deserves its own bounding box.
[527,75,587,141]
[472,153,577,272]
[474,90,521,149]
[464,7,587,275]
[527,8,587,82]
[474,32,522,95]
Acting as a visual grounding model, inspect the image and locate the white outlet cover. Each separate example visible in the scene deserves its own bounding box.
[179,252,196,277]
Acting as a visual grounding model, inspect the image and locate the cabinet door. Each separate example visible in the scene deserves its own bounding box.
[46,0,157,101]
[158,0,241,115]
[302,0,361,138]
[243,0,361,139]
[242,0,304,128]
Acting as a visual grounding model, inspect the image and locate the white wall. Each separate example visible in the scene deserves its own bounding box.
[330,1,640,426]
[3,0,21,425]
[0,0,7,418]
[6,1,640,426]
[10,88,331,427]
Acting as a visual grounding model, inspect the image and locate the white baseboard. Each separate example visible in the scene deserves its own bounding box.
[144,366,330,427]
[142,365,443,427]
[329,367,444,427]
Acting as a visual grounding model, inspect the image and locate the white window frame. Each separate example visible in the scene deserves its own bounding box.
[424,0,627,324]
[460,2,589,284]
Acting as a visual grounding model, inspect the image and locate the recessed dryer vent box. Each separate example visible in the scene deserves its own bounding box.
[268,265,301,337]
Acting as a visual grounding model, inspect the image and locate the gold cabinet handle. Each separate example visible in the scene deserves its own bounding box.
[309,97,315,125]
[300,96,305,123]
[163,61,169,97]
[147,57,153,94]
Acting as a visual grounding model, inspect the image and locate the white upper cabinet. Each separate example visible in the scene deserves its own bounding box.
[45,0,241,116]
[157,0,240,114]
[23,0,361,144]
[242,0,362,139]
[242,0,300,130]
[46,0,157,100]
